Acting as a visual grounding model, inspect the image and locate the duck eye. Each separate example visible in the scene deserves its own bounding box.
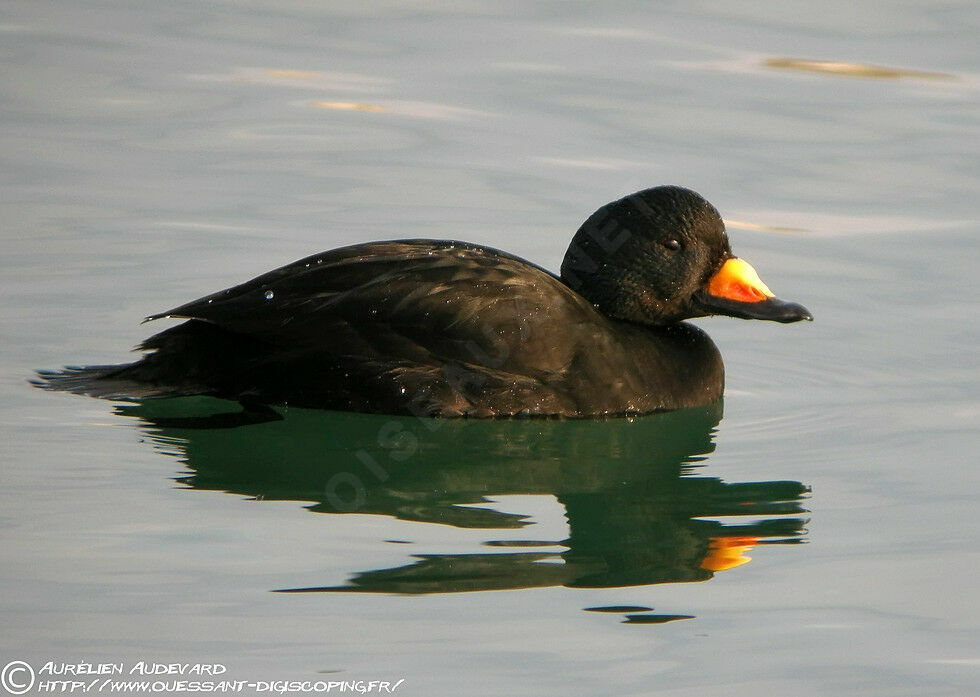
[663,238,682,251]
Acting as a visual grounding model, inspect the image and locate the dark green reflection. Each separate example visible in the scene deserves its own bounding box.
[116,399,808,603]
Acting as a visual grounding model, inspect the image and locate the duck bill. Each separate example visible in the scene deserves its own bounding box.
[695,257,812,323]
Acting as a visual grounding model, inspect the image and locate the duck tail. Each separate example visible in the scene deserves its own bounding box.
[30,364,170,400]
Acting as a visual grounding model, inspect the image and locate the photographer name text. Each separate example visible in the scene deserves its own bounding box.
[40,664,227,677]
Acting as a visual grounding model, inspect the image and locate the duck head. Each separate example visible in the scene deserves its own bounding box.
[560,186,812,326]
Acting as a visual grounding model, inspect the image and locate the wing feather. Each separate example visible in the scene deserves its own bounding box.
[143,240,603,377]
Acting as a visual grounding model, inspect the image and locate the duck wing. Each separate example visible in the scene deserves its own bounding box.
[144,239,603,381]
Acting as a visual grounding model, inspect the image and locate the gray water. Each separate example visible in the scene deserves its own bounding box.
[2,1,978,695]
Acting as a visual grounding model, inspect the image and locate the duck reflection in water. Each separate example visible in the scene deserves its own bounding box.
[120,398,808,622]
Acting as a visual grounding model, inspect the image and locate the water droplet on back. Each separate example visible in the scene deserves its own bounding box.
[264,290,275,300]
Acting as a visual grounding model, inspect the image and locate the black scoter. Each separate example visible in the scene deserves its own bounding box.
[35,186,811,417]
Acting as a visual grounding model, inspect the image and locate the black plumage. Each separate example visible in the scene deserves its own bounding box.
[35,186,811,417]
